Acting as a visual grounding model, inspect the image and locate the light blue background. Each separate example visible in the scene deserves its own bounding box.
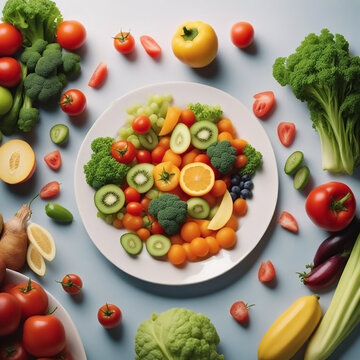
[1,0,360,359]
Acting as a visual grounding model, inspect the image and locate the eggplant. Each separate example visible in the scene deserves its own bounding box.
[313,217,360,267]
[299,253,349,290]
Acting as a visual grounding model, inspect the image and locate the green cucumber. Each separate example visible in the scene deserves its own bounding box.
[284,151,304,175]
[120,232,143,255]
[50,124,69,145]
[146,234,171,257]
[293,166,310,190]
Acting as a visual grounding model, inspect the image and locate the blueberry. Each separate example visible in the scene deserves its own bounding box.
[240,189,252,199]
[240,174,251,182]
[230,192,238,202]
[231,174,241,185]
[239,181,244,189]
[231,185,241,194]
[244,180,254,190]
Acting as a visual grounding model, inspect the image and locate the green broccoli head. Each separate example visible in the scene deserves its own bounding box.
[61,51,81,77]
[135,308,225,360]
[237,144,262,177]
[148,194,187,235]
[35,50,63,77]
[206,140,237,174]
[188,102,223,123]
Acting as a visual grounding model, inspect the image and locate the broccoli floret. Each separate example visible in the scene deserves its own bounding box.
[2,0,63,47]
[17,94,39,132]
[273,28,360,175]
[35,49,63,77]
[206,140,237,174]
[61,52,81,77]
[188,102,223,122]
[148,194,187,235]
[20,39,48,71]
[237,144,262,177]
[83,137,130,190]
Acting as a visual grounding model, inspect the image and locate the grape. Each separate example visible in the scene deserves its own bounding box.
[127,134,141,148]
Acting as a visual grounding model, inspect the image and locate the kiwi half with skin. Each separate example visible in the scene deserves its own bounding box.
[170,123,191,154]
[94,184,125,214]
[187,197,210,219]
[190,120,218,150]
[138,128,159,150]
[126,163,154,193]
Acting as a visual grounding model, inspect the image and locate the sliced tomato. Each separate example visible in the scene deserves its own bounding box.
[277,122,296,147]
[253,91,275,118]
[258,260,276,283]
[230,301,253,324]
[44,150,62,171]
[140,35,161,58]
[278,211,298,233]
[40,181,61,199]
[88,62,108,88]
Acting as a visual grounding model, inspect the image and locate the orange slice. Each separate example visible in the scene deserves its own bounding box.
[179,162,215,196]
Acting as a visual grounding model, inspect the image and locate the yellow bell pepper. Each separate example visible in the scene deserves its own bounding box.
[258,295,322,360]
[171,20,218,68]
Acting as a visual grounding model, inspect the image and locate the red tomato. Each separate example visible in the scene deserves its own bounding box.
[132,115,151,134]
[140,35,161,57]
[9,279,48,319]
[0,57,22,87]
[136,149,152,163]
[179,109,195,127]
[88,62,107,88]
[44,150,62,171]
[278,211,298,233]
[113,31,135,54]
[258,260,276,283]
[253,91,275,118]
[148,220,164,235]
[40,181,61,199]
[60,89,86,116]
[193,154,211,165]
[58,274,83,295]
[230,301,253,324]
[124,187,141,203]
[0,292,21,336]
[151,145,166,164]
[56,20,86,50]
[277,122,296,147]
[305,182,356,232]
[126,202,144,216]
[111,140,136,164]
[97,303,122,329]
[0,23,22,56]
[22,314,66,357]
[0,339,29,360]
[230,22,254,48]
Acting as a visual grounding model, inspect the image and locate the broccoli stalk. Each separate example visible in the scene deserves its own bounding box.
[18,94,39,132]
[273,28,360,175]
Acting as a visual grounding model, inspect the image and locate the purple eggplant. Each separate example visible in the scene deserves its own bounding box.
[299,253,349,291]
[313,217,360,267]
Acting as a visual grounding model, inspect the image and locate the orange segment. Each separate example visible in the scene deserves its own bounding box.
[179,162,215,196]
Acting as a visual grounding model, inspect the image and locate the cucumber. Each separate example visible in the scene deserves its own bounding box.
[284,151,304,175]
[50,124,69,145]
[293,166,310,190]
[146,234,171,257]
[120,232,143,255]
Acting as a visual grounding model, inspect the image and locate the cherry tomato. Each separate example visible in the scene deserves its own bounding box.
[0,23,22,56]
[0,339,29,360]
[277,122,296,147]
[258,260,276,283]
[56,20,86,50]
[111,140,136,164]
[230,301,253,324]
[132,115,151,134]
[97,303,122,329]
[151,145,166,164]
[148,220,164,235]
[126,202,144,216]
[305,182,356,232]
[230,22,254,48]
[60,89,86,116]
[0,292,21,336]
[124,186,141,203]
[140,196,151,212]
[136,149,152,163]
[0,57,22,87]
[44,150,62,171]
[88,62,107,88]
[9,279,48,319]
[39,181,61,199]
[140,35,161,57]
[58,274,83,295]
[252,91,275,118]
[113,31,135,54]
[193,154,211,165]
[179,109,195,127]
[22,314,66,357]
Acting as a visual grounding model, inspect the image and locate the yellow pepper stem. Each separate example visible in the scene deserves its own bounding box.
[181,26,199,41]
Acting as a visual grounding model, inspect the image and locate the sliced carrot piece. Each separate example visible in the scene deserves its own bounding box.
[158,106,181,136]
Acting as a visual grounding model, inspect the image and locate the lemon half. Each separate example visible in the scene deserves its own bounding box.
[26,222,56,261]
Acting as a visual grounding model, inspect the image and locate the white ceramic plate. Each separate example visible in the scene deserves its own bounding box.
[5,269,87,359]
[74,81,278,286]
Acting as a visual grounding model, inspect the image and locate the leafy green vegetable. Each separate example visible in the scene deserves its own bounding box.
[206,140,237,174]
[273,28,360,175]
[237,144,262,177]
[188,102,223,123]
[135,307,225,360]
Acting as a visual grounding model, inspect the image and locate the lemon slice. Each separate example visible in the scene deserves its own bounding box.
[208,190,233,230]
[26,222,56,261]
[26,243,46,276]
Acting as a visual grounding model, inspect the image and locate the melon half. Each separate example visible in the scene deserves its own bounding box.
[0,139,36,184]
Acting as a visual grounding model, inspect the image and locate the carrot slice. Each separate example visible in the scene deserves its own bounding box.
[158,106,181,136]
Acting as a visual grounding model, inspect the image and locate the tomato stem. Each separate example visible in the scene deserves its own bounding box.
[114,145,129,156]
[113,31,130,42]
[181,26,199,41]
[330,192,351,216]
[59,94,73,106]
[158,167,175,183]
[101,303,115,317]
[20,278,34,293]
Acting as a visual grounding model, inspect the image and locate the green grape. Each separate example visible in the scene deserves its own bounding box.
[126,104,141,115]
[146,188,162,199]
[116,212,124,220]
[136,107,145,115]
[164,94,173,103]
[149,114,158,124]
[118,126,134,139]
[127,134,141,149]
[105,214,115,224]
[156,117,165,128]
[159,102,169,118]
[150,102,159,113]
[97,211,106,220]
[125,115,135,125]
[152,94,163,105]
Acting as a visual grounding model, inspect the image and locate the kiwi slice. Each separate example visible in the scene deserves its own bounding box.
[138,128,159,150]
[187,197,210,219]
[190,120,218,150]
[120,232,143,255]
[94,184,125,215]
[284,151,304,175]
[126,163,154,193]
[170,123,191,154]
[146,234,171,257]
